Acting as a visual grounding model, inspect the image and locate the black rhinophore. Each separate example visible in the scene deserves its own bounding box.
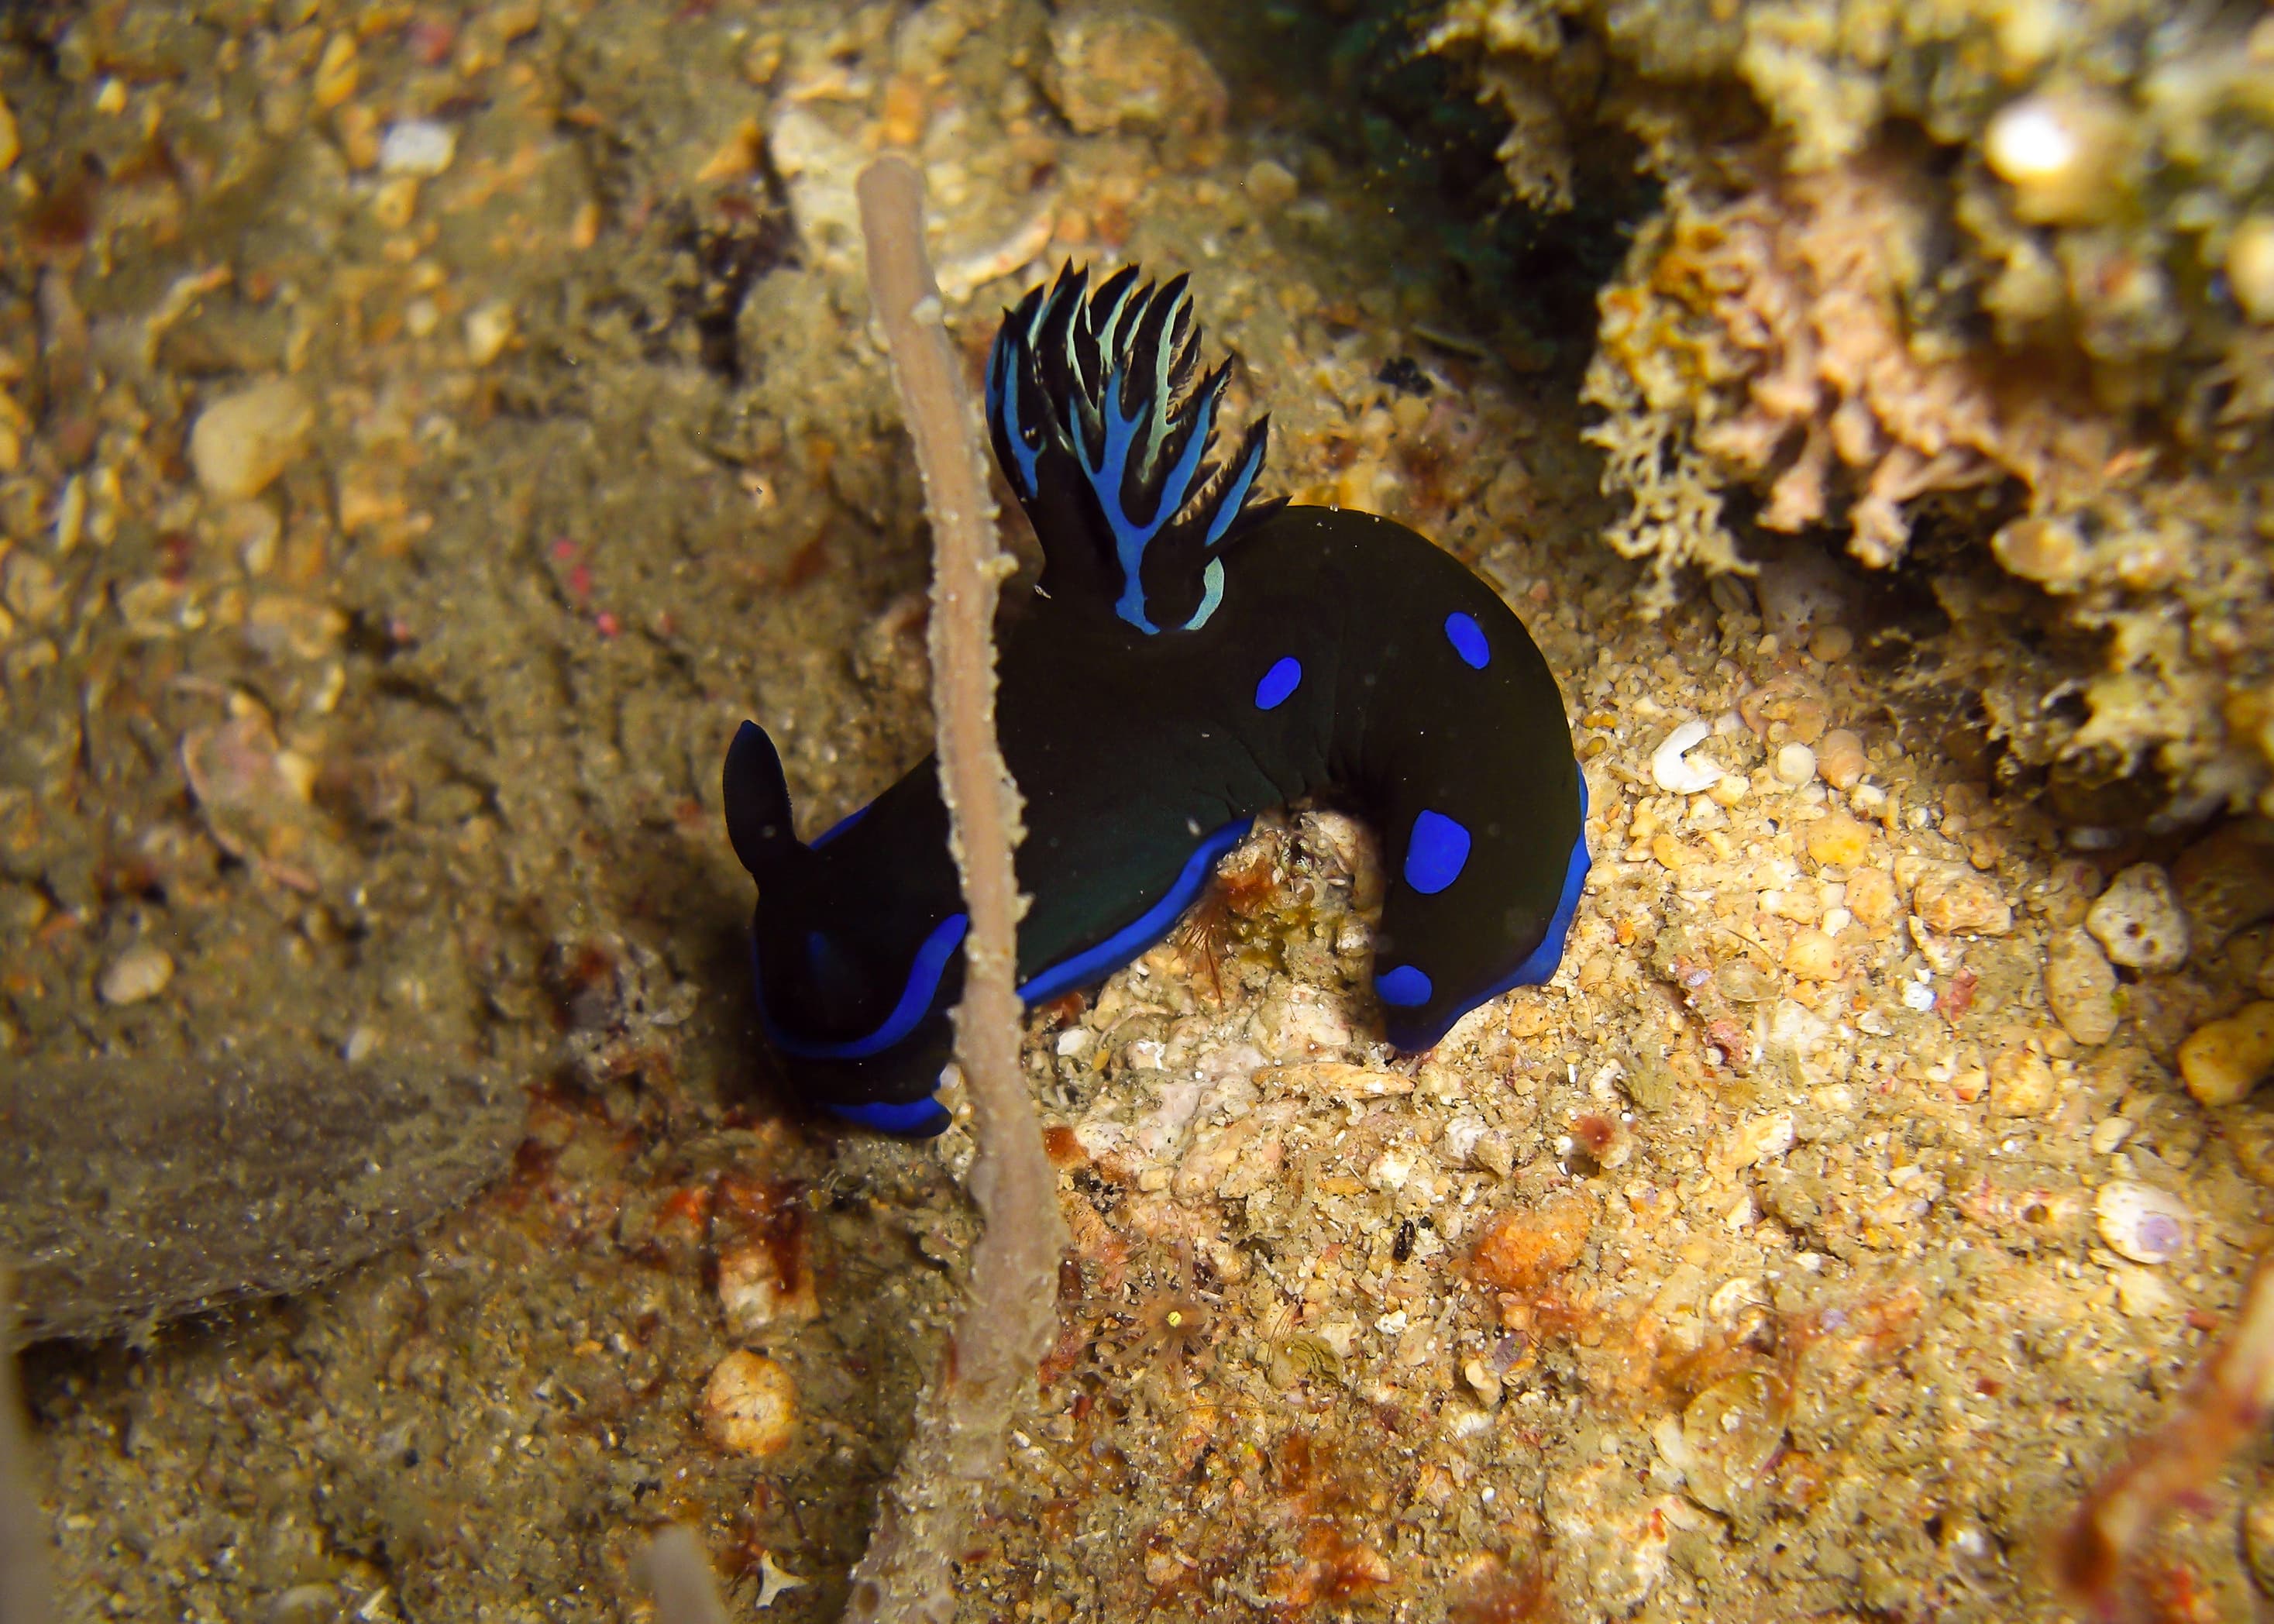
[724,266,1588,1134]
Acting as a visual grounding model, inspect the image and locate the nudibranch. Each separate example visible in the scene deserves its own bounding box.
[725,266,1588,1134]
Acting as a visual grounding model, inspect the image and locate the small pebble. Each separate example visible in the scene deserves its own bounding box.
[1993,514,2092,591]
[2085,862,2190,972]
[189,380,315,501]
[98,943,174,1006]
[1729,1113,1795,1169]
[2,551,62,625]
[378,119,457,177]
[312,32,359,111]
[1773,743,1817,786]
[2093,1180,2190,1266]
[1804,810,1870,868]
[2171,818,2274,951]
[2177,1001,2274,1108]
[1042,6,1226,139]
[1243,157,1299,211]
[2044,926,2120,1046]
[1782,928,1841,981]
[2111,1264,2176,1320]
[1988,1049,2056,1117]
[1715,959,1774,1003]
[1901,980,1938,1012]
[464,301,516,366]
[1807,624,1853,662]
[2090,1117,2134,1155]
[1912,868,2014,937]
[1846,868,1897,928]
[1983,88,2128,225]
[700,1350,796,1455]
[2228,215,2274,325]
[1815,728,1866,791]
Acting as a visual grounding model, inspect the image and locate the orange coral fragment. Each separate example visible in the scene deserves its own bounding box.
[1467,1189,1592,1293]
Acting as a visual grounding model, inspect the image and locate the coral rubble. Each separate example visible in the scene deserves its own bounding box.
[1433,0,2274,817]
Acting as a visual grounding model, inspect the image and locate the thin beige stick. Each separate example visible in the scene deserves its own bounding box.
[841,154,1066,1624]
[635,1526,731,1624]
[2,1268,53,1624]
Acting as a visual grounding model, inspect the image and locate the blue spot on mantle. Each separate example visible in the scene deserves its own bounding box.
[1404,810,1472,895]
[1377,964,1433,1006]
[1444,612,1489,669]
[1255,656,1302,711]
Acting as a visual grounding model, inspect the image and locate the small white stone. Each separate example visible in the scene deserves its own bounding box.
[1651,720,1724,795]
[1986,98,2080,182]
[98,943,174,1005]
[1773,743,1818,786]
[1901,980,1937,1012]
[378,118,457,177]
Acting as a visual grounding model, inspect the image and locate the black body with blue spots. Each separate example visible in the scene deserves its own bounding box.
[724,267,1588,1134]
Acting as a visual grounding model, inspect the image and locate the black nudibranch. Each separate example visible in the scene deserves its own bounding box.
[725,267,1588,1134]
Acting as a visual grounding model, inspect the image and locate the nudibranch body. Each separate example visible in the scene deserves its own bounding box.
[726,267,1588,1134]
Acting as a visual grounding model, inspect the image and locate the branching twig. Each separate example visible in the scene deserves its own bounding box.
[841,154,1066,1624]
[2058,1247,2274,1615]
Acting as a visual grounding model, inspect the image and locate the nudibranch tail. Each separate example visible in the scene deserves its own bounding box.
[985,263,1281,635]
[723,721,803,883]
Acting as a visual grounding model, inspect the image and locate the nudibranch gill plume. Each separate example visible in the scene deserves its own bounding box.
[725,266,1588,1134]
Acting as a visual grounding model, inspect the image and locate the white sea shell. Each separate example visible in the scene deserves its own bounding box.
[2094,1180,2191,1265]
[1651,720,1724,794]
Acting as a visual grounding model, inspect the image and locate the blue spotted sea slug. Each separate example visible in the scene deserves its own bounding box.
[725,267,1589,1134]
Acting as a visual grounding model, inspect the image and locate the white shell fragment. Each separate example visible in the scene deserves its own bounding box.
[1651,720,1724,794]
[378,119,457,177]
[2094,1180,2191,1265]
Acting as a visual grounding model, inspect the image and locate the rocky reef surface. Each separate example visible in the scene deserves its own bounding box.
[1433,0,2274,827]
[5,2,2274,1622]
